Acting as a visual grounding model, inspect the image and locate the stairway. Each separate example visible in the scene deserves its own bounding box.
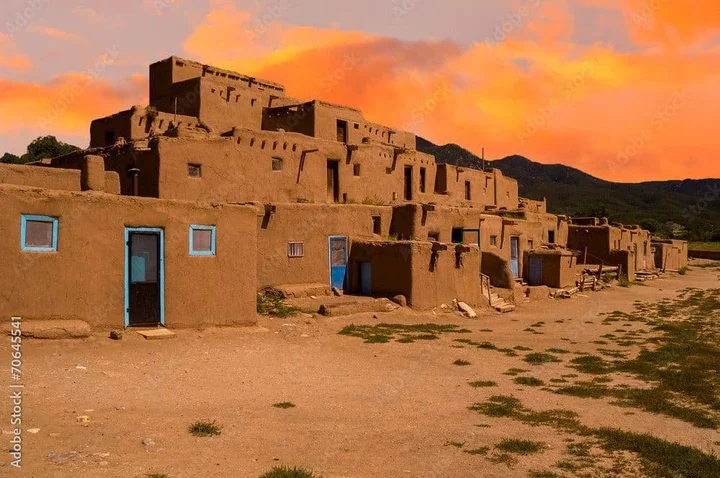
[489,292,515,313]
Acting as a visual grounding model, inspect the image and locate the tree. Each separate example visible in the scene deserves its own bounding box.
[1,136,81,165]
[0,152,21,164]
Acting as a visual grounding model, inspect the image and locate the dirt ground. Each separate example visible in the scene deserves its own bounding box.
[2,261,719,478]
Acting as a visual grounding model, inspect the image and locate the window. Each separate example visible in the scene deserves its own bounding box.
[188,163,202,178]
[336,120,348,143]
[451,228,464,244]
[189,225,216,256]
[104,130,116,146]
[528,240,534,249]
[21,215,58,252]
[490,235,498,246]
[272,157,283,171]
[465,181,471,200]
[428,231,440,242]
[353,163,361,176]
[548,230,556,244]
[288,242,304,258]
[372,216,381,235]
[420,167,426,193]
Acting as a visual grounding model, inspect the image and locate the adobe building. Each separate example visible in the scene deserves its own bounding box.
[0,56,688,329]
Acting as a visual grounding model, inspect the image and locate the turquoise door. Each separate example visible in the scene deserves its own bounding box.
[329,236,348,289]
[529,256,543,286]
[510,236,520,278]
[359,262,372,296]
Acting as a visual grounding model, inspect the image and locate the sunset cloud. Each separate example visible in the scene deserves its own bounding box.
[0,34,32,71]
[178,1,720,181]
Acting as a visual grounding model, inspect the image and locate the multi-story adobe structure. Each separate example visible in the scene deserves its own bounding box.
[0,57,686,330]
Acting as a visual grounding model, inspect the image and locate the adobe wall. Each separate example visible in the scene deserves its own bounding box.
[494,170,520,210]
[519,197,547,214]
[434,164,496,209]
[51,146,160,197]
[0,162,119,194]
[654,240,689,269]
[155,132,438,206]
[90,106,200,148]
[0,184,257,329]
[256,203,393,288]
[526,251,576,289]
[349,241,482,309]
[263,103,316,137]
[568,225,612,260]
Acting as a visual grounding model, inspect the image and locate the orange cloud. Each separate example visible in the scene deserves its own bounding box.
[0,73,146,138]
[0,34,32,71]
[26,25,80,41]
[180,2,719,181]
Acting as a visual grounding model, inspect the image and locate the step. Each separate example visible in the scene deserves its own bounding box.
[495,304,515,313]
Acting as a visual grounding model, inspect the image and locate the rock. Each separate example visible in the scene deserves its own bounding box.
[457,302,478,318]
[440,304,448,309]
[76,415,91,424]
[48,451,78,464]
[142,438,155,447]
[27,428,40,434]
[109,330,123,340]
[332,287,343,296]
[391,295,407,307]
[76,365,86,370]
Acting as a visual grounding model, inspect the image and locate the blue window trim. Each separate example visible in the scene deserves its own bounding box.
[124,227,165,328]
[189,225,216,256]
[21,214,59,252]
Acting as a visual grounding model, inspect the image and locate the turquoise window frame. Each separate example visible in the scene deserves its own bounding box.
[21,214,58,252]
[189,225,216,256]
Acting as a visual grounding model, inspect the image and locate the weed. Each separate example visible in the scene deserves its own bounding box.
[469,381,497,388]
[257,291,301,318]
[444,441,464,448]
[339,323,470,344]
[188,420,222,437]
[273,402,296,409]
[514,346,532,351]
[453,359,471,366]
[464,446,490,455]
[503,368,530,376]
[529,472,561,478]
[496,439,545,455]
[546,348,570,354]
[259,466,317,478]
[147,474,168,478]
[524,353,561,365]
[514,377,545,387]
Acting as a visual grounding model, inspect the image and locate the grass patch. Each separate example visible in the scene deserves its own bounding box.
[453,359,471,366]
[496,439,545,455]
[257,291,301,318]
[471,395,720,477]
[513,345,532,351]
[147,474,168,478]
[259,466,317,478]
[339,323,470,344]
[513,376,545,387]
[503,368,529,376]
[689,242,720,251]
[568,355,614,375]
[469,380,497,388]
[273,402,296,409]
[546,348,570,354]
[188,420,222,437]
[444,440,465,448]
[524,353,561,365]
[529,472,561,478]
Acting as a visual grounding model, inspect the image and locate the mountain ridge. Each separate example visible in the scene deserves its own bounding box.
[416,137,720,241]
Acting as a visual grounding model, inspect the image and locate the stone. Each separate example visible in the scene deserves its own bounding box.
[332,287,343,296]
[27,428,40,434]
[48,451,78,465]
[391,295,407,307]
[142,438,155,447]
[457,302,478,318]
[136,329,176,340]
[109,330,123,340]
[76,415,91,424]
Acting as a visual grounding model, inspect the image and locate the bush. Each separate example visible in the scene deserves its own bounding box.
[188,420,222,437]
[259,466,317,478]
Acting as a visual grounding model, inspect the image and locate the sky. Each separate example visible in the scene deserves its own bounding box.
[0,0,718,182]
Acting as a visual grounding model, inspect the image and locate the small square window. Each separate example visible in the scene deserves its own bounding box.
[490,235,498,246]
[21,215,58,252]
[188,163,202,178]
[528,240,534,249]
[548,230,556,244]
[288,242,304,258]
[272,157,283,171]
[189,225,216,256]
[372,216,381,235]
[353,163,361,176]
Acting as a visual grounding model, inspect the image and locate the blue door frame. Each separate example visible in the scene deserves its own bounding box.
[328,236,348,290]
[124,227,165,327]
[510,236,520,278]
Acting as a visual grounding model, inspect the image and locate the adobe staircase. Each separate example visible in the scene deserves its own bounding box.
[480,274,515,313]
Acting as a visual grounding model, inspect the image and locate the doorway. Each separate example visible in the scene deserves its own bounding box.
[329,236,348,290]
[125,228,164,327]
[510,236,520,278]
[336,120,348,143]
[404,166,413,200]
[327,160,340,202]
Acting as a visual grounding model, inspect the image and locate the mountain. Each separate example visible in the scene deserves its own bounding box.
[416,137,720,241]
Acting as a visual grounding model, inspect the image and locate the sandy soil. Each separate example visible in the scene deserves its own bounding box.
[1,261,719,478]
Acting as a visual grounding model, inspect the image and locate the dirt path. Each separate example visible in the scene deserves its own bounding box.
[1,262,719,477]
